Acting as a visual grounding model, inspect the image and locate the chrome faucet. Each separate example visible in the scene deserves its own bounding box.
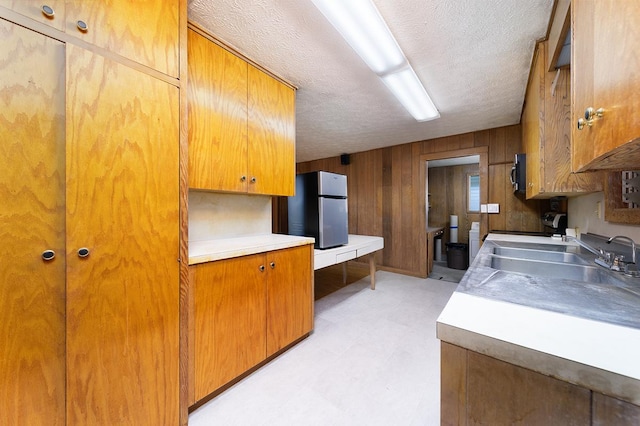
[606,235,638,276]
[566,236,604,257]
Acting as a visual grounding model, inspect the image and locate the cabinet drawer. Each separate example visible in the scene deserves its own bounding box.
[336,250,357,263]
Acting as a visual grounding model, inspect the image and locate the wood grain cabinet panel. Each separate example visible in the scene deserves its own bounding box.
[266,245,313,357]
[441,343,591,425]
[593,392,640,425]
[192,254,267,401]
[0,0,66,31]
[65,0,179,77]
[187,28,248,192]
[248,65,296,196]
[187,27,296,196]
[572,0,640,171]
[65,44,180,425]
[190,244,314,404]
[466,350,591,425]
[0,20,66,426]
[523,40,601,199]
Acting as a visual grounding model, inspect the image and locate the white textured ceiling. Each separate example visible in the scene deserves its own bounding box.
[188,0,554,162]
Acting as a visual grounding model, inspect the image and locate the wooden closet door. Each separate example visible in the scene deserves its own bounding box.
[0,20,66,425]
[247,65,296,196]
[65,45,180,425]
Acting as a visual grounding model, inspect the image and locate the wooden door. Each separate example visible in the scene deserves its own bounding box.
[64,0,179,77]
[0,0,66,31]
[572,0,640,171]
[523,42,543,199]
[248,65,296,196]
[266,245,313,357]
[187,28,248,192]
[193,255,267,400]
[0,19,66,426]
[65,45,180,425]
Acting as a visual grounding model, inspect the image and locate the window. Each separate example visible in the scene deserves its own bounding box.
[468,174,480,212]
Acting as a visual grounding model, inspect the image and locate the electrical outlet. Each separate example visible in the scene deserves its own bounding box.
[480,204,488,213]
[488,203,500,213]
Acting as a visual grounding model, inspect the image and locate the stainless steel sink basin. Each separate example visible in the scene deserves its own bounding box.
[493,246,591,265]
[489,256,625,285]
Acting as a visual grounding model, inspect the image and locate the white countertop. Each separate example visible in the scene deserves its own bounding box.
[437,233,640,405]
[314,235,384,270]
[189,234,315,265]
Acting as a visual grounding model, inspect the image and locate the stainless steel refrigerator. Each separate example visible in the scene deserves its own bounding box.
[288,171,348,249]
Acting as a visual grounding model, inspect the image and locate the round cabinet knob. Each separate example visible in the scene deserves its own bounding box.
[42,250,56,261]
[270,262,275,269]
[250,177,257,183]
[577,118,587,130]
[240,175,247,182]
[584,107,605,121]
[41,5,55,18]
[259,265,265,272]
[77,247,90,258]
[76,20,88,32]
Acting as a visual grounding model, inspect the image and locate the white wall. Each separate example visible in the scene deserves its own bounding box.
[188,191,272,242]
[568,192,640,241]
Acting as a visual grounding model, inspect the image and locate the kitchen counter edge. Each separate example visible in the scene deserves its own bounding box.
[189,234,315,265]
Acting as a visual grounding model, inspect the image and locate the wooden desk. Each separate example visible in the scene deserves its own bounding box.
[314,235,384,290]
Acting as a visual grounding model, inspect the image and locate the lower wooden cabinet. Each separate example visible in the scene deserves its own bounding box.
[190,244,313,404]
[441,342,640,425]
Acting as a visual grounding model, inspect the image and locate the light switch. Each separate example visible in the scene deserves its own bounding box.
[480,204,488,213]
[488,203,500,213]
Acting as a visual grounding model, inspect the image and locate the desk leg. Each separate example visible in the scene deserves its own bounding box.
[342,261,347,284]
[369,255,376,290]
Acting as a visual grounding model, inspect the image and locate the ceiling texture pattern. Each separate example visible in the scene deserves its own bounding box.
[188,0,554,162]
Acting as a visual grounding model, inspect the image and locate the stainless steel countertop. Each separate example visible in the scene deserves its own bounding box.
[455,236,640,329]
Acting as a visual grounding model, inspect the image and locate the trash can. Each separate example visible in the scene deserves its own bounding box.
[446,242,469,270]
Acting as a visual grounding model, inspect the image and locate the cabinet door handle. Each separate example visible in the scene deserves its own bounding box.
[578,107,605,130]
[76,20,89,32]
[41,5,55,18]
[240,175,246,182]
[270,261,275,269]
[250,176,256,183]
[259,265,265,272]
[77,247,90,258]
[42,250,56,261]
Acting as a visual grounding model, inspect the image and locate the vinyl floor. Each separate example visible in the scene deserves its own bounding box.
[188,265,458,426]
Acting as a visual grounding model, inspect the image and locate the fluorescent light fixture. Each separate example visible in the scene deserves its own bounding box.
[381,67,440,121]
[311,0,404,74]
[312,0,439,121]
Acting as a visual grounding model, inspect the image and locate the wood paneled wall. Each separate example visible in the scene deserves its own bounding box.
[279,124,545,277]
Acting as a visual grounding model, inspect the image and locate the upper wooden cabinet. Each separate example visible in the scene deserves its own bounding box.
[188,28,248,192]
[0,0,66,31]
[248,65,296,196]
[571,0,640,172]
[0,0,179,77]
[188,27,296,196]
[522,40,601,199]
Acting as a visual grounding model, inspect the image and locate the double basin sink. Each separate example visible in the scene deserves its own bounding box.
[487,240,638,291]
